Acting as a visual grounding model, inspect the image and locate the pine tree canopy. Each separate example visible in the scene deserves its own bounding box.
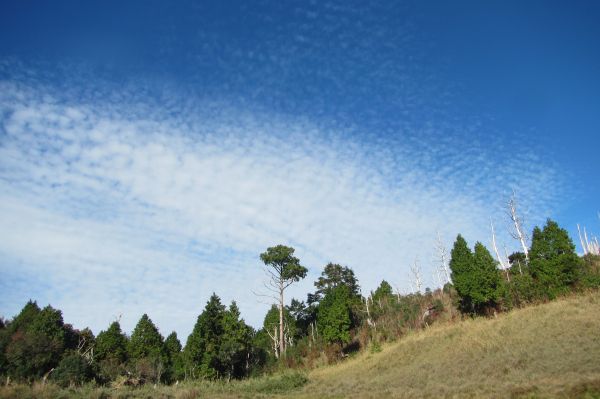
[95,321,128,363]
[314,263,361,300]
[128,314,165,361]
[530,219,582,297]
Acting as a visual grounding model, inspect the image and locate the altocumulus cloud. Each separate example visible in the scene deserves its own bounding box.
[0,79,565,339]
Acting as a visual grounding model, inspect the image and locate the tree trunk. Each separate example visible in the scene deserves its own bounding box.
[279,280,285,357]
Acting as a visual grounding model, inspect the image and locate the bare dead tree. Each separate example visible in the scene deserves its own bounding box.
[409,258,423,294]
[578,224,588,255]
[491,220,511,281]
[362,295,375,328]
[433,267,444,292]
[77,335,95,365]
[578,223,600,255]
[507,191,529,263]
[434,231,451,284]
[265,325,279,359]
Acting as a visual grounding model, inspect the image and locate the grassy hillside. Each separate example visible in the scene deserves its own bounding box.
[2,290,600,399]
[295,290,600,399]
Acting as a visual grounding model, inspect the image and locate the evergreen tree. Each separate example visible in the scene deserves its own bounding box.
[317,285,352,345]
[95,321,128,363]
[7,301,41,332]
[128,314,165,360]
[128,314,166,383]
[288,298,316,339]
[51,350,94,387]
[262,304,296,358]
[372,280,393,301]
[184,293,226,379]
[165,331,182,354]
[470,242,502,312]
[164,331,184,382]
[449,234,475,313]
[219,301,252,380]
[314,263,361,301]
[529,219,582,298]
[4,304,67,380]
[450,236,502,314]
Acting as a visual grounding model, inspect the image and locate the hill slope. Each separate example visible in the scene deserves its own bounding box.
[2,291,599,398]
[295,290,600,398]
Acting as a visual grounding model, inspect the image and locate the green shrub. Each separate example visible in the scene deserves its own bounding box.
[51,351,94,388]
[252,371,308,394]
[370,341,382,354]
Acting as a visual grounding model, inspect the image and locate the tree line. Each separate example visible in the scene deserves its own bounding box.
[1,216,599,387]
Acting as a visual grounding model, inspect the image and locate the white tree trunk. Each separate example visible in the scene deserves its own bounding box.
[491,220,511,281]
[278,281,285,357]
[508,192,529,262]
[410,259,423,293]
[435,231,451,284]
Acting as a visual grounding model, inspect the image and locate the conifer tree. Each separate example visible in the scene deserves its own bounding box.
[372,280,393,301]
[450,236,502,314]
[262,304,297,358]
[529,219,582,298]
[4,303,66,380]
[219,301,252,380]
[95,321,128,363]
[128,314,165,361]
[184,293,226,379]
[471,242,502,312]
[449,234,475,313]
[314,263,361,300]
[164,331,184,382]
[317,285,352,345]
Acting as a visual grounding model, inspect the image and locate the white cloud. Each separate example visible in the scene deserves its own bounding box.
[0,80,564,340]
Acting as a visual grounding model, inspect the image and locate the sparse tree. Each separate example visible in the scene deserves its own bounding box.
[434,231,451,284]
[409,259,423,293]
[491,220,511,281]
[507,191,530,263]
[259,245,307,358]
[578,224,600,256]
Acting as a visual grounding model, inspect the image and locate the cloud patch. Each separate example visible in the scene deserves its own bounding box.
[0,80,565,339]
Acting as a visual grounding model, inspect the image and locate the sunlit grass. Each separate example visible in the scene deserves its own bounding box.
[296,290,600,398]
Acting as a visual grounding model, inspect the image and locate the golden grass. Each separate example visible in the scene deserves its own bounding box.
[2,291,599,398]
[294,290,600,398]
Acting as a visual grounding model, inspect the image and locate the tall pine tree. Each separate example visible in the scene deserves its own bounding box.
[128,314,165,360]
[95,321,128,363]
[164,332,183,382]
[471,242,502,313]
[450,234,475,313]
[219,301,252,380]
[184,293,226,379]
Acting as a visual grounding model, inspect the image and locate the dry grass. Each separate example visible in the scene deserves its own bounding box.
[295,290,600,398]
[2,291,599,398]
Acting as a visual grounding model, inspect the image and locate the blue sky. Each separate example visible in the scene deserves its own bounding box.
[0,1,599,339]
